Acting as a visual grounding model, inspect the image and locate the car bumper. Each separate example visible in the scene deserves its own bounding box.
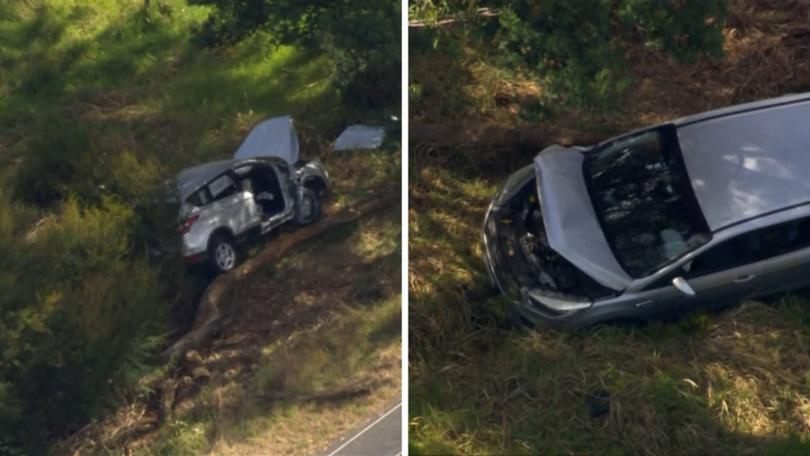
[181,234,208,263]
[483,199,615,330]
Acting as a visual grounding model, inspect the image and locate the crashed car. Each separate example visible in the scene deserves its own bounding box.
[170,116,329,273]
[484,92,810,329]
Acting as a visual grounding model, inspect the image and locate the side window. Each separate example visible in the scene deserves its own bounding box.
[646,216,810,289]
[685,218,809,279]
[786,217,810,250]
[186,187,212,207]
[208,174,238,201]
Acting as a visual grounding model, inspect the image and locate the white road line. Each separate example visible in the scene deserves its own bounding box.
[325,403,402,456]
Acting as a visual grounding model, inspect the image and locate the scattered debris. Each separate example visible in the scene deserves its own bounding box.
[333,125,386,151]
[585,389,610,418]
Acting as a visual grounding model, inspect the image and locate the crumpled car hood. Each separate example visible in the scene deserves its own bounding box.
[234,115,299,165]
[534,145,632,291]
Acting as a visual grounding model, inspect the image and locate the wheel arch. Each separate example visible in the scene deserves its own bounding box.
[303,176,328,198]
[207,226,236,249]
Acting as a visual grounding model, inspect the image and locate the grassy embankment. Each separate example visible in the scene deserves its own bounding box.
[409,1,810,454]
[0,1,400,454]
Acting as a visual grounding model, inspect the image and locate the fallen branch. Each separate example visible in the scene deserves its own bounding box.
[161,194,399,361]
[410,122,607,151]
[258,379,375,403]
[409,7,500,28]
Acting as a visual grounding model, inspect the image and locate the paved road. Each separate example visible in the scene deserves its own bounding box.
[323,403,402,456]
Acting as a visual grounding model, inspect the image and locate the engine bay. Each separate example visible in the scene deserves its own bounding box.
[493,178,616,301]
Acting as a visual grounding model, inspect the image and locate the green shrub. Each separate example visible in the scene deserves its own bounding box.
[411,0,727,110]
[0,196,167,452]
[190,0,401,108]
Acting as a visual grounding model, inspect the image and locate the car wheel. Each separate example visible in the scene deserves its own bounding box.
[294,188,321,225]
[209,234,238,273]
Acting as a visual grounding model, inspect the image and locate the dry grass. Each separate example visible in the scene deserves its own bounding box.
[410,1,810,454]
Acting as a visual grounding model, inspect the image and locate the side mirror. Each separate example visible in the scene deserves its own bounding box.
[672,276,696,297]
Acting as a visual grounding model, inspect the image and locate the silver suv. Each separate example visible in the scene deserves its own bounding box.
[483,93,810,329]
[172,116,328,273]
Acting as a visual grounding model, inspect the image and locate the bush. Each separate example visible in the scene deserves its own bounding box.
[493,0,727,109]
[410,0,727,110]
[190,0,401,109]
[0,196,167,452]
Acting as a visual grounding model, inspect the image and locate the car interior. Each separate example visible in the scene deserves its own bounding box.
[235,164,286,220]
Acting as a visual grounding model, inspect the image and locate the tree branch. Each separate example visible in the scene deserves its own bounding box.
[408,8,500,28]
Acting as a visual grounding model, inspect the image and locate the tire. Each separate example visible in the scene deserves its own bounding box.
[294,188,321,225]
[208,233,238,273]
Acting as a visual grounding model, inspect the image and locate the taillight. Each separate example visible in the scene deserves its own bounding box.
[178,213,200,235]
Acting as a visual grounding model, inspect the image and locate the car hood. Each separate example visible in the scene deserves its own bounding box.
[534,145,632,291]
[233,116,299,165]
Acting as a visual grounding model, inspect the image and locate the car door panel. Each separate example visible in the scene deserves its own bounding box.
[634,238,769,316]
[752,246,810,296]
[259,165,295,233]
[684,262,765,310]
[207,173,261,236]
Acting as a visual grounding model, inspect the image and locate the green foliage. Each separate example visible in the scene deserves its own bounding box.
[0,195,167,452]
[493,0,726,108]
[409,0,478,25]
[0,0,372,452]
[765,434,810,456]
[190,0,401,108]
[12,117,96,206]
[412,0,727,110]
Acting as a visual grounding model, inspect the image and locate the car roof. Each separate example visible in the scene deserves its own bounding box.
[174,157,290,201]
[673,93,810,232]
[176,159,238,200]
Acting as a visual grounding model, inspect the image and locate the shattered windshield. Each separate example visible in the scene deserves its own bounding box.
[584,126,711,277]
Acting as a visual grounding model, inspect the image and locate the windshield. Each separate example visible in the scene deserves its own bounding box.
[584,127,710,277]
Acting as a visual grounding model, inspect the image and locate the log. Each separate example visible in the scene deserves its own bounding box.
[161,194,400,361]
[258,379,375,403]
